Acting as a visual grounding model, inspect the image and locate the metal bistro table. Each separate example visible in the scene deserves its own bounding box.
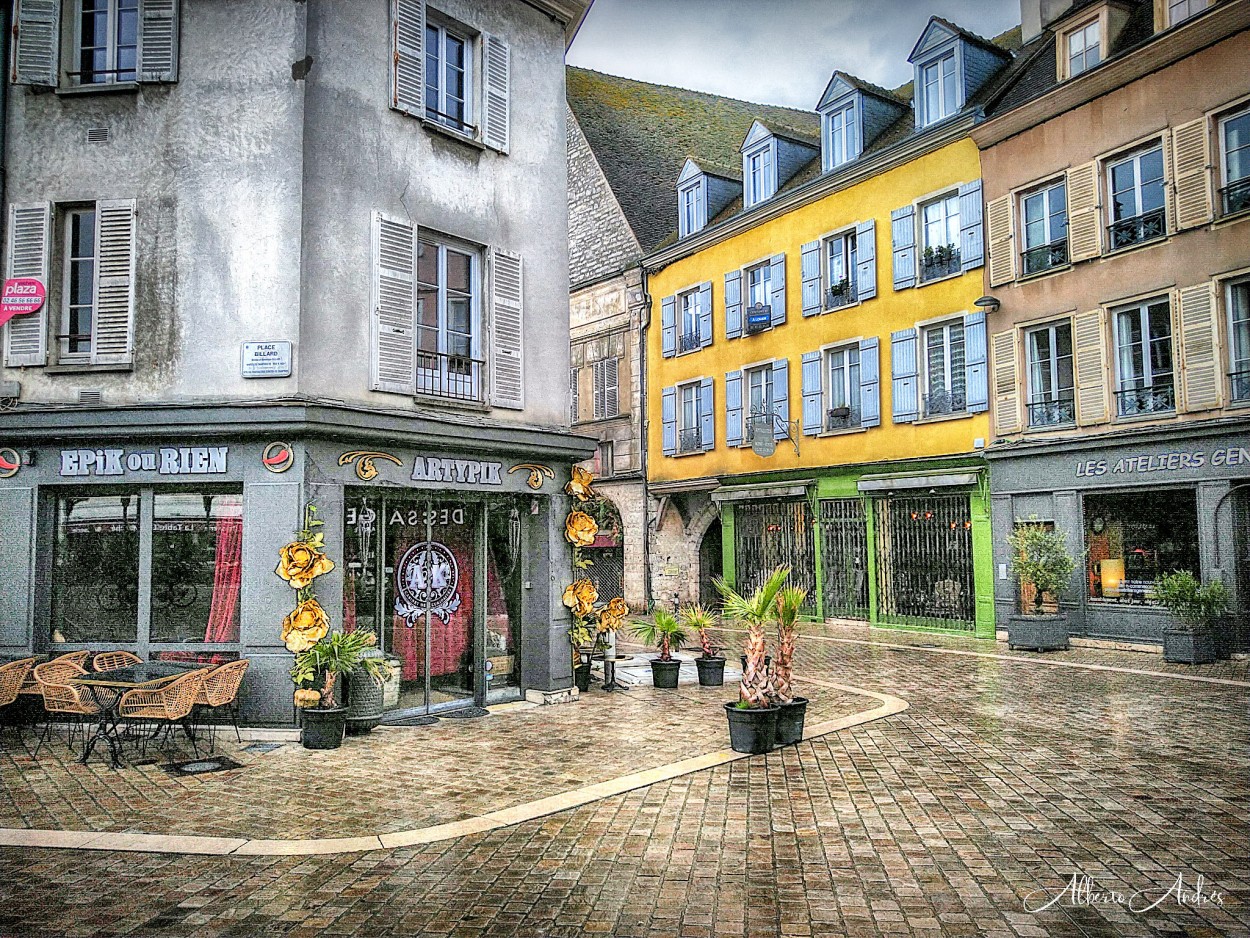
[69,661,202,769]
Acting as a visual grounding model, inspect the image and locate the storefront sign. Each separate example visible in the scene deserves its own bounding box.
[411,456,503,485]
[1075,445,1250,478]
[60,446,229,477]
[0,448,20,479]
[262,441,294,473]
[241,341,292,378]
[0,278,46,328]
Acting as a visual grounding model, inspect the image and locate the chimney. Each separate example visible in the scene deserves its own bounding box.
[1021,0,1076,42]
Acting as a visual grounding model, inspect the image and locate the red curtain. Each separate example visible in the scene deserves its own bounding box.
[204,516,242,644]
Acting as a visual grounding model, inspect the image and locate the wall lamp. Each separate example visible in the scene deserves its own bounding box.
[974,295,1001,314]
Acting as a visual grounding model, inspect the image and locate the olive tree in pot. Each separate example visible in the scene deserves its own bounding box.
[772,584,809,746]
[1006,518,1077,652]
[1153,571,1229,665]
[632,611,689,688]
[681,604,725,686]
[716,567,787,754]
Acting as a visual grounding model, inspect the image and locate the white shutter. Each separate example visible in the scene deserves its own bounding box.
[1066,162,1101,262]
[1073,308,1108,426]
[1177,282,1221,412]
[139,0,179,82]
[3,203,51,367]
[800,241,821,317]
[392,0,425,117]
[370,212,416,395]
[990,329,1020,435]
[1171,119,1213,231]
[13,0,60,87]
[855,218,876,300]
[91,200,137,366]
[490,247,524,409]
[986,194,1015,286]
[482,33,510,154]
[958,179,984,271]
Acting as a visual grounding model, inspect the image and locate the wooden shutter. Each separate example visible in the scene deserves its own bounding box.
[769,253,786,327]
[1073,308,1108,426]
[986,194,1015,286]
[859,336,880,428]
[605,356,619,416]
[660,295,676,357]
[855,219,876,300]
[800,351,821,436]
[771,358,789,440]
[959,179,984,271]
[371,212,416,394]
[1172,118,1213,231]
[482,33,510,153]
[724,270,743,339]
[990,329,1021,435]
[13,0,59,87]
[725,370,743,447]
[963,311,988,413]
[800,241,821,317]
[139,0,179,82]
[698,281,713,348]
[891,205,916,290]
[661,386,677,456]
[569,367,579,423]
[1066,162,1101,262]
[3,203,51,367]
[1178,282,1221,412]
[392,0,425,117]
[91,200,137,366]
[490,248,524,409]
[699,378,715,451]
[890,328,919,423]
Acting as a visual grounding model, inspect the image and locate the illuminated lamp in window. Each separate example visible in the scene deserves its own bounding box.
[1100,559,1125,598]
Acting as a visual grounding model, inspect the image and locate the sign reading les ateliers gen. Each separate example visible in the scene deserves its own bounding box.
[1076,444,1250,477]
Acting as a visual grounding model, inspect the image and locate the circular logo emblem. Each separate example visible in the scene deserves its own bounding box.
[262,441,294,474]
[0,448,20,479]
[395,541,461,626]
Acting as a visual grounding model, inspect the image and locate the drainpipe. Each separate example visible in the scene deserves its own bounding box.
[639,264,652,610]
[0,2,9,257]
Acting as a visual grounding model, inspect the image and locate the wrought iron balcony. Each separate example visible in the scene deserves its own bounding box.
[825,405,861,431]
[1222,178,1250,216]
[1230,369,1250,404]
[922,389,967,418]
[1021,240,1069,276]
[1115,380,1175,417]
[919,245,961,283]
[415,350,484,402]
[678,427,703,454]
[1027,396,1076,428]
[1107,207,1165,251]
[824,279,858,310]
[678,331,701,353]
[744,304,772,335]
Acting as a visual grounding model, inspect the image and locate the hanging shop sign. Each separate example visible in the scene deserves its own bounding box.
[1074,443,1250,478]
[241,341,293,378]
[0,278,46,328]
[60,446,229,477]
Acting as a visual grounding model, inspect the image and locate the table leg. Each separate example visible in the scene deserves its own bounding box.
[602,659,628,693]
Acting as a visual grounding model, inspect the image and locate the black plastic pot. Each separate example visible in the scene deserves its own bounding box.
[774,697,809,747]
[651,658,681,689]
[724,702,779,754]
[740,654,771,672]
[1163,627,1216,665]
[695,656,725,687]
[300,706,347,750]
[574,662,592,692]
[346,650,387,736]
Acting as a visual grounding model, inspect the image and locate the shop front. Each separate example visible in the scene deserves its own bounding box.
[0,404,593,725]
[987,423,1250,650]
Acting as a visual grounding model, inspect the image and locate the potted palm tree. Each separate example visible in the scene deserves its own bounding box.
[772,584,808,746]
[632,611,689,689]
[1154,571,1228,665]
[1006,518,1076,652]
[716,566,787,754]
[290,630,390,749]
[681,604,725,687]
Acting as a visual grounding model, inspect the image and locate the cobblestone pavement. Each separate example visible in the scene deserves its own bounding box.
[2,623,1248,938]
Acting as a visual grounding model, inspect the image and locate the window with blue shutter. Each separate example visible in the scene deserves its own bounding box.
[661,386,677,456]
[724,270,743,339]
[891,328,919,422]
[700,378,715,450]
[801,351,822,435]
[959,179,984,271]
[860,337,881,427]
[771,358,789,440]
[800,242,821,317]
[725,369,744,447]
[964,310,988,413]
[661,295,676,358]
[769,254,786,326]
[698,281,713,348]
[855,219,877,300]
[891,206,916,290]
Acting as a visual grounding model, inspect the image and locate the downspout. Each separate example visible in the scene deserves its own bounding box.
[1,2,10,261]
[639,264,652,610]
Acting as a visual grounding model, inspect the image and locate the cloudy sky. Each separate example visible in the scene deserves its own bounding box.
[568,0,1021,109]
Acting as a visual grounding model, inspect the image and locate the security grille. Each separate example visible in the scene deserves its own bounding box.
[734,500,816,612]
[587,546,624,603]
[818,499,869,619]
[874,493,975,630]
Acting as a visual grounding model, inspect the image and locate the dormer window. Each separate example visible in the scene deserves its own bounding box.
[823,100,860,169]
[919,52,958,126]
[1168,0,1211,27]
[908,17,1009,131]
[679,179,707,238]
[1066,19,1101,77]
[744,142,776,207]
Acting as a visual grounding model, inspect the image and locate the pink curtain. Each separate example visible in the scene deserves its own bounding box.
[204,516,242,644]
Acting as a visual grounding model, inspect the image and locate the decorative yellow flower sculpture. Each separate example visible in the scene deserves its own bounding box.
[562,578,599,618]
[281,598,330,653]
[565,510,598,547]
[565,466,596,502]
[293,688,321,708]
[276,540,335,590]
[598,596,629,633]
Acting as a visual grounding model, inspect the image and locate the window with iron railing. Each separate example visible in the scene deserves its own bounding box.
[416,238,482,402]
[678,383,701,453]
[1107,145,1166,250]
[1025,322,1075,428]
[922,321,966,417]
[678,427,702,454]
[825,345,860,429]
[1114,299,1174,417]
[1220,108,1250,216]
[825,231,858,308]
[1228,280,1250,404]
[416,351,484,402]
[1020,181,1068,275]
[920,192,960,283]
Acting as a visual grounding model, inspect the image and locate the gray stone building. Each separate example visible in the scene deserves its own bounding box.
[0,0,594,724]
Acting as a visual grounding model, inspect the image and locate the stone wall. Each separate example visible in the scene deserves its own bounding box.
[567,107,641,288]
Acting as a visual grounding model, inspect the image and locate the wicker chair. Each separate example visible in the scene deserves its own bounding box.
[21,650,90,697]
[119,669,208,761]
[91,651,142,673]
[32,659,100,757]
[0,658,35,742]
[193,659,249,750]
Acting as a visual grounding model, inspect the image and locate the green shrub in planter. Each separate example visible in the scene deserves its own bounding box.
[1006,518,1076,652]
[1154,571,1228,665]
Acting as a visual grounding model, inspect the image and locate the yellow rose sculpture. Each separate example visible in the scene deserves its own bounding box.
[565,510,598,547]
[293,688,321,708]
[276,541,335,590]
[598,596,629,633]
[281,598,330,653]
[562,578,599,618]
[565,466,596,502]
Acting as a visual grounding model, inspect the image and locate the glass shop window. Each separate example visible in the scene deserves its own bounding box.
[1084,488,1199,604]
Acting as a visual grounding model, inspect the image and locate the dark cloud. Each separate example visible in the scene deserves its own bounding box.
[568,0,1021,108]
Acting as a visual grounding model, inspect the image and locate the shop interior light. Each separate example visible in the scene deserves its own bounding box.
[1101,559,1125,598]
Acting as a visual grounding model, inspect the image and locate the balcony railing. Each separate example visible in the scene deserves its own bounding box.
[678,331,701,353]
[416,350,484,402]
[825,405,861,431]
[1230,369,1250,404]
[824,279,858,310]
[1222,178,1250,216]
[1027,396,1076,428]
[922,389,966,418]
[678,427,703,454]
[744,303,772,335]
[920,245,961,283]
[1021,240,1069,276]
[1107,207,1165,251]
[1115,379,1175,417]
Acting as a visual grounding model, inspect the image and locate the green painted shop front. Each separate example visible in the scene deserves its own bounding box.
[713,457,995,638]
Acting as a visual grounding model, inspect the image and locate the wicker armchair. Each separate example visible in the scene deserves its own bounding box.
[91,651,142,673]
[119,669,208,761]
[21,650,90,696]
[32,659,100,757]
[0,658,35,742]
[193,659,249,750]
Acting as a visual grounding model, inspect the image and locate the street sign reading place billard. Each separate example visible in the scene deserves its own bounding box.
[0,278,46,328]
[241,341,293,378]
